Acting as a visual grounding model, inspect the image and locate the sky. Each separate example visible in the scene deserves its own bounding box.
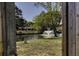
[15,2,47,21]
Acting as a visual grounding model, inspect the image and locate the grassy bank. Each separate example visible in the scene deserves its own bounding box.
[16,38,62,56]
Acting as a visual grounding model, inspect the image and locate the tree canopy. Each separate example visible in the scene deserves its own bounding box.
[34,2,61,36]
[15,6,27,30]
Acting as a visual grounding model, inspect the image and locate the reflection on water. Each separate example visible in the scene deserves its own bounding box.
[17,34,41,41]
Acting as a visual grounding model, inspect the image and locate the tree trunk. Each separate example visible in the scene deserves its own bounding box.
[53,27,57,37]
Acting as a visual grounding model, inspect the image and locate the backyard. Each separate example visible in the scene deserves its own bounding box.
[16,37,62,56]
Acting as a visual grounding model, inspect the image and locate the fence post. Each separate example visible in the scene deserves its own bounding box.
[75,3,79,56]
[0,2,16,56]
[62,2,76,56]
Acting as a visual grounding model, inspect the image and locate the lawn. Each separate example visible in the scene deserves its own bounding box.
[16,37,62,56]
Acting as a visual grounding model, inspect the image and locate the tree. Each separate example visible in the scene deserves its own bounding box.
[27,21,34,27]
[34,2,61,12]
[33,11,61,34]
[34,2,52,12]
[15,6,27,30]
[34,2,61,37]
[33,11,46,33]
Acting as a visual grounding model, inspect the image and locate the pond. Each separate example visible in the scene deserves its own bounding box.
[17,34,42,41]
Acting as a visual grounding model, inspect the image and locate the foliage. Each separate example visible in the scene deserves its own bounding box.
[34,2,52,12]
[33,11,61,33]
[26,21,34,27]
[34,2,61,12]
[34,2,61,36]
[15,6,27,29]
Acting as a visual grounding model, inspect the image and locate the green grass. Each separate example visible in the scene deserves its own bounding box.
[16,38,62,56]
